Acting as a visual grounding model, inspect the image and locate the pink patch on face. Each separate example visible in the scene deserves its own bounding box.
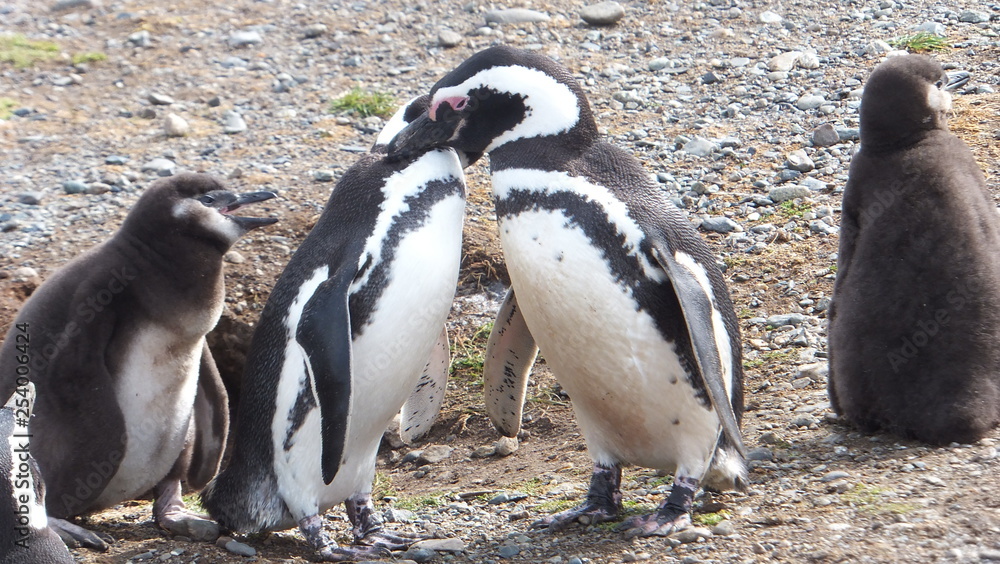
[430,96,470,120]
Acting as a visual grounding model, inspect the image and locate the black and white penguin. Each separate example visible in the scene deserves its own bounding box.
[0,173,277,549]
[201,96,467,561]
[388,46,747,537]
[1,385,74,564]
[828,54,1000,444]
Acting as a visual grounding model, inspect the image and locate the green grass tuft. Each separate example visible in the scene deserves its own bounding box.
[329,87,397,118]
[392,493,449,511]
[694,510,731,527]
[840,483,918,515]
[889,32,950,53]
[777,200,812,218]
[450,322,493,374]
[0,34,59,68]
[72,51,107,65]
[0,98,17,120]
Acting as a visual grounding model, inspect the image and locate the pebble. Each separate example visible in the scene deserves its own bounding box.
[914,21,946,36]
[62,180,89,194]
[224,251,245,264]
[17,192,43,205]
[795,94,826,111]
[958,10,990,24]
[811,123,840,147]
[484,9,550,24]
[141,158,177,176]
[785,149,815,172]
[498,544,521,558]
[438,29,463,48]
[228,30,263,48]
[148,93,175,105]
[766,313,806,327]
[222,110,247,134]
[768,185,811,202]
[87,182,111,195]
[701,217,741,234]
[682,137,718,157]
[418,445,454,465]
[768,51,801,72]
[821,471,851,482]
[759,10,783,24]
[128,30,152,47]
[673,527,712,543]
[224,540,256,557]
[302,23,327,38]
[412,538,466,552]
[164,113,189,137]
[402,547,436,562]
[495,436,518,456]
[105,155,129,165]
[580,1,625,26]
[51,0,94,11]
[747,447,774,461]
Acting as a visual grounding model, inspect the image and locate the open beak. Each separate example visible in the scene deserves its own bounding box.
[220,191,279,230]
[386,110,462,160]
[945,70,971,91]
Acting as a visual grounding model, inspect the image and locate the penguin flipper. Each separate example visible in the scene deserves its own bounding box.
[183,341,230,489]
[297,269,355,485]
[650,242,746,457]
[400,326,450,444]
[483,288,539,437]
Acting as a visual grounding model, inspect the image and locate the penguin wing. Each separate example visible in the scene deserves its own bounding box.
[296,267,355,485]
[649,240,746,457]
[400,326,450,444]
[183,341,230,490]
[482,288,539,438]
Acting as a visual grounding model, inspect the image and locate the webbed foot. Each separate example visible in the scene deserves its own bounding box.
[48,517,112,551]
[620,475,698,538]
[531,464,622,531]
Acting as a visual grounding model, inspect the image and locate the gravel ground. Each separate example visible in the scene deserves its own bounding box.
[3,0,1000,563]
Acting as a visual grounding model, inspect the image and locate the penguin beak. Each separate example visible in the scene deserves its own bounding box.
[386,110,462,160]
[944,70,970,91]
[219,191,279,230]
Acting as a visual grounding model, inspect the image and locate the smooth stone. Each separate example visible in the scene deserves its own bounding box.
[673,527,712,543]
[747,447,774,461]
[821,471,851,482]
[768,51,802,72]
[581,1,625,26]
[62,180,89,194]
[768,185,811,202]
[17,192,43,205]
[796,94,825,111]
[701,217,741,233]
[498,544,521,558]
[141,158,177,176]
[786,149,815,172]
[682,136,718,157]
[914,21,946,36]
[86,182,111,195]
[129,30,152,47]
[384,507,416,522]
[793,414,818,427]
[228,30,263,47]
[766,313,806,327]
[164,113,189,137]
[494,436,518,456]
[412,538,466,552]
[959,10,990,23]
[224,251,245,264]
[837,127,860,141]
[484,8,550,24]
[797,51,820,69]
[302,23,328,38]
[701,71,721,84]
[418,445,454,465]
[759,10,782,23]
[438,29,463,47]
[164,518,219,541]
[402,548,436,563]
[51,0,93,11]
[313,170,335,182]
[649,57,671,71]
[148,93,174,105]
[223,540,255,557]
[105,155,129,165]
[712,521,737,536]
[811,123,840,147]
[222,110,247,134]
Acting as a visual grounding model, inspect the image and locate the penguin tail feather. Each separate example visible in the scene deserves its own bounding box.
[703,434,749,493]
[200,468,292,533]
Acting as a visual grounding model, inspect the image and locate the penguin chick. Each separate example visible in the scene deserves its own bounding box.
[201,96,466,562]
[389,46,747,538]
[0,173,277,550]
[828,54,1000,444]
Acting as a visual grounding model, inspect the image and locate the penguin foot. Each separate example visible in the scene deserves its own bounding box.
[316,544,392,562]
[48,517,113,551]
[346,491,426,549]
[153,479,220,541]
[531,463,623,531]
[620,475,698,538]
[356,529,424,551]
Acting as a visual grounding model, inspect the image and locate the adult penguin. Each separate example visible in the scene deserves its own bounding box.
[0,174,277,549]
[828,54,1000,444]
[388,46,747,537]
[201,96,467,561]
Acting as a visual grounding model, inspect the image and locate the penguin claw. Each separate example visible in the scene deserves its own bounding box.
[48,517,112,551]
[316,544,392,562]
[530,503,620,531]
[356,529,425,550]
[157,509,221,542]
[618,511,692,539]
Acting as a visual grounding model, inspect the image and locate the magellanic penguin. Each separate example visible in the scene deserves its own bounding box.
[828,54,1000,444]
[200,96,467,561]
[0,173,278,549]
[1,384,74,564]
[388,46,747,538]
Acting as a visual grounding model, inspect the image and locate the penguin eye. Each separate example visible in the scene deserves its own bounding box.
[198,194,216,206]
[934,79,944,88]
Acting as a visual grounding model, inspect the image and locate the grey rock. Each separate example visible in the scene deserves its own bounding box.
[138,107,157,120]
[768,51,801,72]
[105,155,129,165]
[581,1,625,26]
[821,470,851,482]
[141,158,177,176]
[959,10,990,24]
[229,30,263,48]
[62,180,89,194]
[222,110,247,134]
[485,9,550,24]
[785,149,815,172]
[418,445,454,465]
[700,217,741,233]
[384,507,416,522]
[224,251,245,264]
[838,127,860,141]
[164,113,189,137]
[438,29,463,47]
[313,170,335,182]
[220,56,248,68]
[302,23,328,38]
[498,544,521,558]
[701,71,721,84]
[768,185,811,202]
[401,547,436,563]
[494,436,518,456]
[914,21,946,36]
[797,51,820,69]
[128,30,152,47]
[980,549,1000,561]
[747,447,774,461]
[164,517,219,541]
[795,94,825,111]
[682,136,718,157]
[792,414,818,427]
[51,0,94,11]
[224,540,256,557]
[86,182,111,195]
[810,220,838,235]
[811,123,840,147]
[766,313,806,327]
[412,538,466,552]
[759,10,782,23]
[17,192,43,205]
[673,527,713,543]
[148,93,174,105]
[488,491,529,504]
[712,521,737,536]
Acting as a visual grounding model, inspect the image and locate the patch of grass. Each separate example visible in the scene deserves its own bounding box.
[392,493,449,511]
[329,87,397,118]
[508,477,546,496]
[738,308,755,319]
[890,32,949,53]
[536,499,578,514]
[743,357,764,369]
[694,510,731,527]
[0,34,59,68]
[372,471,397,501]
[840,484,918,515]
[777,200,812,218]
[182,493,206,514]
[450,322,493,374]
[72,51,107,65]
[0,97,17,120]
